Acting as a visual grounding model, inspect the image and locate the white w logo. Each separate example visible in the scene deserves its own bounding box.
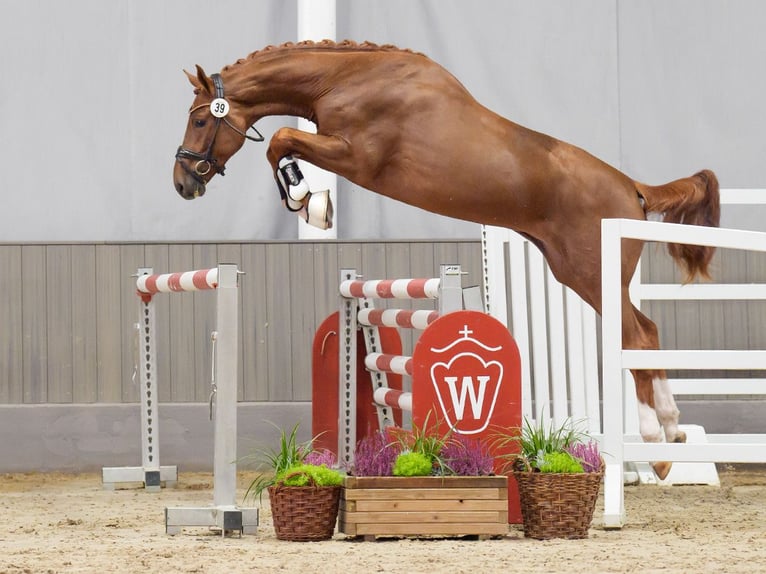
[430,352,503,434]
[442,375,489,420]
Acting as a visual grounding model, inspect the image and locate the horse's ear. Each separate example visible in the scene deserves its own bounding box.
[184,68,201,91]
[195,64,215,95]
[184,65,214,95]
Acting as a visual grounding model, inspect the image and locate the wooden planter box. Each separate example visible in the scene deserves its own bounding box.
[339,476,509,539]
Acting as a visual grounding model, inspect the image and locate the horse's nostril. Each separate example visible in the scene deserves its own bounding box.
[175,181,184,195]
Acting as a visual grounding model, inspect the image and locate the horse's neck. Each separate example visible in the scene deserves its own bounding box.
[226,51,344,122]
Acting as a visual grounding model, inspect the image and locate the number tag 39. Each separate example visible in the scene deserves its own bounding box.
[210,98,230,118]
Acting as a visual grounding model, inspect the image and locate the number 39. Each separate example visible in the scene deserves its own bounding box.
[209,98,229,118]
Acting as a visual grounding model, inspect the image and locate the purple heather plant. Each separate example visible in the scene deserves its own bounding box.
[351,430,401,476]
[441,435,494,476]
[565,441,601,473]
[302,448,337,468]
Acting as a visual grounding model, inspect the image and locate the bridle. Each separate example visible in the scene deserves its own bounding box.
[175,73,264,183]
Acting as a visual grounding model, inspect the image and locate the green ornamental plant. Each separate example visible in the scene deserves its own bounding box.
[537,451,584,473]
[277,463,344,487]
[351,411,496,477]
[392,451,433,476]
[388,412,451,476]
[493,415,602,474]
[244,423,343,502]
[497,416,604,540]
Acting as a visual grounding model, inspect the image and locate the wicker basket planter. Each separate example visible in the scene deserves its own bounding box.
[268,484,341,541]
[512,462,604,540]
[339,476,509,540]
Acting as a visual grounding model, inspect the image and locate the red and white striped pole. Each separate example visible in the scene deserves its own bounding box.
[365,353,413,377]
[340,277,441,299]
[373,387,413,413]
[357,308,439,330]
[136,268,218,301]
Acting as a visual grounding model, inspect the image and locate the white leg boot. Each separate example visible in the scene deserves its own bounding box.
[276,156,310,211]
[276,156,333,229]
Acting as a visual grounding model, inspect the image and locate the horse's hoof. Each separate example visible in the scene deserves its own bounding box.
[673,430,687,443]
[653,461,672,480]
[306,190,333,229]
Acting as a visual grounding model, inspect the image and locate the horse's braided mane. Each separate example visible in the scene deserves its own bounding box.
[221,39,421,70]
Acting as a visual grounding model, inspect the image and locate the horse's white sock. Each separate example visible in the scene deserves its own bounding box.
[653,377,683,442]
[637,400,663,443]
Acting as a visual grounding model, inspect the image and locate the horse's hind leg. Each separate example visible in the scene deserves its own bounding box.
[626,305,686,480]
[542,210,685,479]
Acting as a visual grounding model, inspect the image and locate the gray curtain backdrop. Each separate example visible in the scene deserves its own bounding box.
[1,0,765,242]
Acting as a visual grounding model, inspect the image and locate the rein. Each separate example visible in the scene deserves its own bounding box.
[175,73,263,182]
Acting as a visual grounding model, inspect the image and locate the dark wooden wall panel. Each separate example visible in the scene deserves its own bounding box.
[94,245,122,402]
[0,246,23,403]
[119,245,145,403]
[289,243,318,401]
[21,246,47,403]
[3,239,761,407]
[266,243,293,401]
[46,245,73,403]
[166,244,195,402]
[241,243,269,402]
[71,245,98,403]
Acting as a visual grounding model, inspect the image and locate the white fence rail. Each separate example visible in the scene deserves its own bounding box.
[482,226,601,432]
[485,189,766,529]
[601,218,766,528]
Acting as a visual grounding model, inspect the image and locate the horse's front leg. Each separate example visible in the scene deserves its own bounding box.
[266,127,352,229]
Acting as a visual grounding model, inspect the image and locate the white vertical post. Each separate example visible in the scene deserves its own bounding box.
[165,264,258,536]
[139,268,160,478]
[580,303,601,435]
[297,0,337,238]
[481,225,509,321]
[601,219,626,528]
[508,236,534,419]
[438,264,464,314]
[212,264,239,509]
[528,249,551,421]
[624,260,643,436]
[546,276,568,427]
[338,268,358,467]
[101,267,178,491]
[564,290,587,423]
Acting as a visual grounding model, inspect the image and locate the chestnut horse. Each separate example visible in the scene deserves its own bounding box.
[173,40,720,479]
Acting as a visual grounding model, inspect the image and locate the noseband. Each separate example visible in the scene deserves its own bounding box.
[175,73,264,182]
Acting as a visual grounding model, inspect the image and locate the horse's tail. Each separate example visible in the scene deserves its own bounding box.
[635,169,720,282]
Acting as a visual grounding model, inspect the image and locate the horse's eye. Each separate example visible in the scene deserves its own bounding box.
[194,118,207,128]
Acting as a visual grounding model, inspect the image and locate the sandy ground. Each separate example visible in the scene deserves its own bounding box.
[1,467,764,574]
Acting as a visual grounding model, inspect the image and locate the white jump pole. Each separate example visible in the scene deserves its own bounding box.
[152,264,257,536]
[297,0,337,238]
[101,267,178,492]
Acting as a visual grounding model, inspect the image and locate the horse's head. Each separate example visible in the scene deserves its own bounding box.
[173,65,263,200]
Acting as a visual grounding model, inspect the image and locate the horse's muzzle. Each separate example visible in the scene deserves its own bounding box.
[173,164,207,200]
[176,181,206,200]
